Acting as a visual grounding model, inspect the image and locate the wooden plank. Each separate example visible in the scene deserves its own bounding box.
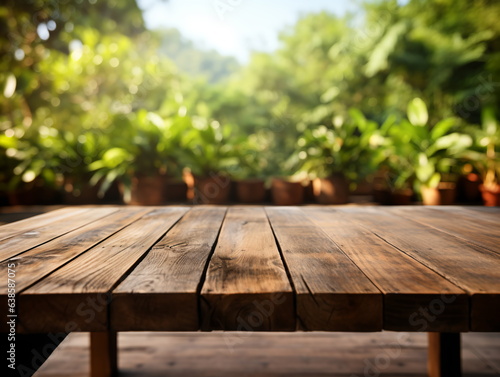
[111,207,226,331]
[432,206,500,224]
[302,207,468,332]
[90,332,117,377]
[336,207,500,332]
[0,207,87,242]
[200,207,295,331]
[265,207,382,331]
[18,207,189,333]
[428,333,462,377]
[33,332,500,377]
[0,208,149,333]
[0,207,118,262]
[389,206,500,255]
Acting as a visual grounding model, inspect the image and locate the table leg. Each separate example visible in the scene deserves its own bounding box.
[427,332,461,377]
[90,331,118,377]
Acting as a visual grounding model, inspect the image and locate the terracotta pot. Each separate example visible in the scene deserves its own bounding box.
[303,180,315,203]
[164,179,188,203]
[63,175,120,205]
[457,173,482,203]
[271,178,304,206]
[236,179,266,204]
[391,188,413,205]
[194,174,231,204]
[8,179,61,205]
[373,185,392,205]
[128,175,166,206]
[351,178,373,195]
[480,184,500,207]
[183,170,195,200]
[63,179,100,205]
[421,182,457,205]
[312,174,349,204]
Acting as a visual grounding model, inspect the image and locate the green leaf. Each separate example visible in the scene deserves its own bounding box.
[431,118,456,140]
[434,133,472,154]
[407,98,428,127]
[482,107,498,136]
[428,172,441,189]
[365,22,407,77]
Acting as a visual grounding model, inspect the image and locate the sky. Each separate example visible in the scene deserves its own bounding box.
[137,0,359,62]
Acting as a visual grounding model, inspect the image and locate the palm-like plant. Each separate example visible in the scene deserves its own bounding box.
[89,110,186,201]
[180,117,238,177]
[384,98,472,196]
[463,107,500,205]
[295,109,379,183]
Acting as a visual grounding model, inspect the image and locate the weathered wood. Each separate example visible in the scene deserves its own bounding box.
[111,207,226,331]
[389,206,500,255]
[0,207,87,242]
[428,333,462,377]
[0,208,149,333]
[200,207,295,331]
[0,207,117,261]
[18,208,189,333]
[431,205,500,224]
[302,207,468,332]
[265,207,382,331]
[36,332,500,377]
[336,207,500,332]
[90,332,117,377]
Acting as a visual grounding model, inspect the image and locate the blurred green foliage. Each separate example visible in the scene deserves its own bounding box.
[1,0,500,202]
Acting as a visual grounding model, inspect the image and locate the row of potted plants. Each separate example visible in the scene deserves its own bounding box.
[1,98,499,206]
[377,99,500,206]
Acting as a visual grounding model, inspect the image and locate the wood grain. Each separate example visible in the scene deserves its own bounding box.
[34,332,500,377]
[389,206,500,255]
[0,207,117,261]
[432,205,500,224]
[0,208,149,333]
[90,332,117,377]
[336,207,500,332]
[302,207,468,332]
[200,207,294,331]
[265,207,382,331]
[0,207,87,242]
[111,207,226,331]
[18,207,189,333]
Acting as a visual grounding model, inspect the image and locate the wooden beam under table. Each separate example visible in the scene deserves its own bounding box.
[90,331,117,377]
[86,331,464,377]
[427,333,461,377]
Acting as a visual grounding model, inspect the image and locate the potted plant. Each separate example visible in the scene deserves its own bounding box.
[0,126,64,205]
[232,135,268,204]
[180,118,238,204]
[377,158,416,205]
[269,154,308,206]
[55,129,123,205]
[271,176,306,206]
[383,98,472,205]
[90,110,187,205]
[294,109,378,204]
[464,107,500,206]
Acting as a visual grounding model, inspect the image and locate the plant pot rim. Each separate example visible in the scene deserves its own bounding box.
[272,177,304,183]
[237,178,265,183]
[194,173,229,178]
[422,182,456,190]
[392,188,413,195]
[480,184,500,194]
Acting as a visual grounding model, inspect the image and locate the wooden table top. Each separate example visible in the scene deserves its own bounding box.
[1,206,499,334]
